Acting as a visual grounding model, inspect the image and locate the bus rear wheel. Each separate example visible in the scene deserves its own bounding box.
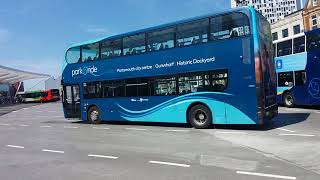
[188,104,212,129]
[283,92,295,108]
[87,106,102,124]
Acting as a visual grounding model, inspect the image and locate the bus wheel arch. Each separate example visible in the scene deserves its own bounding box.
[87,105,102,124]
[283,91,295,108]
[187,102,213,129]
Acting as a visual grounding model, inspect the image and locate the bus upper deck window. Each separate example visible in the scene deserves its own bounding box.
[293,36,305,54]
[210,13,249,41]
[123,34,146,56]
[66,47,81,64]
[176,19,209,47]
[82,43,100,62]
[277,40,292,57]
[307,33,320,51]
[147,28,175,51]
[101,39,122,59]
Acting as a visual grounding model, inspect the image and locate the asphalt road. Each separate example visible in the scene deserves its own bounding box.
[0,103,39,116]
[0,103,320,180]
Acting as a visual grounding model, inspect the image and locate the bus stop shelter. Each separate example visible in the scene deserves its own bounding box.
[0,65,50,104]
[0,65,50,85]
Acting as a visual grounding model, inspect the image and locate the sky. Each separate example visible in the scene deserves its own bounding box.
[0,0,229,78]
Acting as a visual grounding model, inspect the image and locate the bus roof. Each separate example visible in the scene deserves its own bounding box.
[66,6,252,51]
[305,28,320,35]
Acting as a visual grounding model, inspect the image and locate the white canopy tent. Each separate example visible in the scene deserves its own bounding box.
[0,65,50,85]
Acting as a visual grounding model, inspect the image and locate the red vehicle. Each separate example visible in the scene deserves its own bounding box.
[41,89,60,102]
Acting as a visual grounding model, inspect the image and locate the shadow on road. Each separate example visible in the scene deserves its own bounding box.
[214,112,310,131]
[279,104,320,110]
[0,103,40,116]
[267,112,310,130]
[70,112,310,131]
[72,120,193,128]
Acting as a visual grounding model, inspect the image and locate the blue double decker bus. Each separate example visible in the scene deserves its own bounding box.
[61,7,277,128]
[274,29,320,107]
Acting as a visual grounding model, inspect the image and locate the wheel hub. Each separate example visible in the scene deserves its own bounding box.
[90,110,99,122]
[286,95,293,105]
[195,110,207,125]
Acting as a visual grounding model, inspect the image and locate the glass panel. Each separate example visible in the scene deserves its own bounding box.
[176,19,209,47]
[83,82,100,99]
[101,39,122,59]
[212,70,228,92]
[113,80,125,97]
[278,72,294,87]
[313,0,318,6]
[51,89,60,96]
[294,71,306,86]
[101,81,113,97]
[178,75,204,94]
[272,32,278,41]
[125,78,149,97]
[210,13,250,40]
[282,29,288,38]
[312,15,317,26]
[126,78,138,97]
[138,78,149,96]
[82,43,99,62]
[147,28,175,51]
[293,25,300,35]
[66,47,81,64]
[307,32,320,51]
[65,86,72,103]
[73,85,80,101]
[154,77,176,96]
[277,40,292,57]
[123,34,146,55]
[293,36,305,54]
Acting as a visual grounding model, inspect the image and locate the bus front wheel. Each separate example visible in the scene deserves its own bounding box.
[283,92,295,108]
[87,106,102,124]
[188,104,212,129]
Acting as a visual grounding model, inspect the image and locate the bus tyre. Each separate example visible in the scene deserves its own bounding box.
[87,106,102,124]
[188,104,212,129]
[283,92,295,108]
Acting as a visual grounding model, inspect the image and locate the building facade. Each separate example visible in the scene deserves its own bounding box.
[271,10,304,41]
[231,0,303,23]
[303,0,320,31]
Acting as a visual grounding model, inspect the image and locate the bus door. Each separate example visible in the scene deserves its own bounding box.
[63,85,81,118]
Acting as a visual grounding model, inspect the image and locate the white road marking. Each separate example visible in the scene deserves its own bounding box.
[17,124,30,127]
[6,145,24,149]
[22,108,29,110]
[63,126,79,129]
[279,133,315,137]
[0,123,10,126]
[276,128,296,133]
[125,128,147,131]
[316,111,320,114]
[92,127,110,130]
[149,160,190,167]
[166,129,189,132]
[88,154,118,159]
[12,111,18,113]
[216,131,247,134]
[236,171,296,180]
[285,108,299,112]
[42,149,64,154]
[40,125,52,128]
